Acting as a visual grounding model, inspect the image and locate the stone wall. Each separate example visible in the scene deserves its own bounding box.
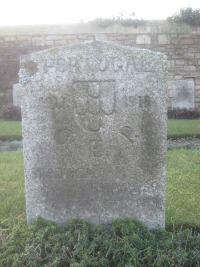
[0,21,200,109]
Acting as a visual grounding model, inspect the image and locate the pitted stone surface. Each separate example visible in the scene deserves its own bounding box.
[20,41,167,228]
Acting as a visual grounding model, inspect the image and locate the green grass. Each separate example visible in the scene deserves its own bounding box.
[167,119,200,139]
[2,217,200,267]
[166,149,200,228]
[0,121,22,141]
[1,150,200,228]
[2,218,200,267]
[0,152,25,225]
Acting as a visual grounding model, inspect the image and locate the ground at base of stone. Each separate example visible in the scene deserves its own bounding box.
[168,138,200,150]
[0,140,23,152]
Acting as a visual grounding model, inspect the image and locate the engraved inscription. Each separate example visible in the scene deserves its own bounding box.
[120,126,136,143]
[112,57,125,72]
[91,140,103,157]
[123,95,137,107]
[88,98,101,115]
[47,94,74,145]
[44,56,154,75]
[73,80,116,157]
[139,95,151,108]
[101,85,115,115]
[73,81,115,118]
[88,82,100,98]
[98,59,108,72]
[68,57,80,72]
[88,117,101,132]
[123,95,152,108]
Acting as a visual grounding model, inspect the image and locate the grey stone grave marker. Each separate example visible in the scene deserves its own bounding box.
[172,80,195,109]
[19,41,167,228]
[13,83,22,107]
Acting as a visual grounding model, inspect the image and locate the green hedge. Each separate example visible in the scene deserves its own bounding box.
[168,7,200,26]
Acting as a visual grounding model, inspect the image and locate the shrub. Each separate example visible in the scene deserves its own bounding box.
[91,16,146,28]
[168,7,200,26]
[168,138,200,150]
[0,140,23,151]
[167,108,200,119]
[1,104,21,121]
[1,217,200,266]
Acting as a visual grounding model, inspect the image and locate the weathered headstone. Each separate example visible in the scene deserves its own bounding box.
[13,83,22,107]
[19,41,167,228]
[172,80,195,109]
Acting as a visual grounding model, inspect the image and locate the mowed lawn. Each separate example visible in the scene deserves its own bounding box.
[0,121,22,141]
[166,149,200,227]
[0,152,25,225]
[1,150,200,227]
[167,119,200,139]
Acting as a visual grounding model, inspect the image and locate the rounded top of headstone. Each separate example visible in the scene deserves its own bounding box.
[21,40,167,61]
[19,40,167,87]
